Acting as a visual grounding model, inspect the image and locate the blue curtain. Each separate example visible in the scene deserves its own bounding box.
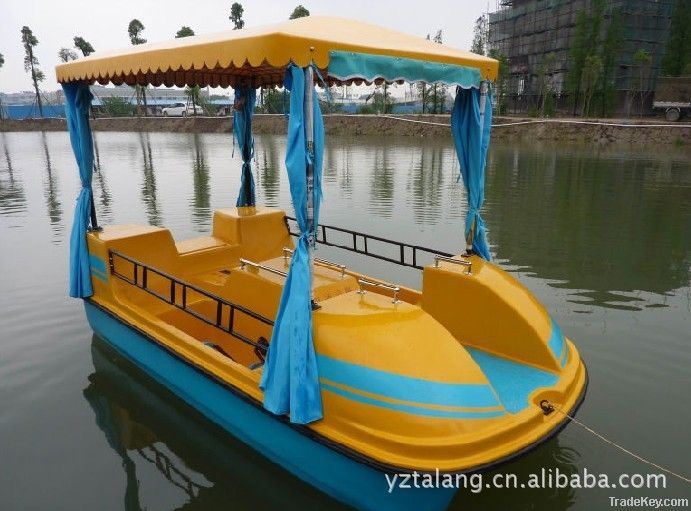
[63,81,95,298]
[451,86,493,261]
[260,65,323,424]
[233,86,256,207]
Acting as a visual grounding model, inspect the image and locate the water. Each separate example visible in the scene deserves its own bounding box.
[0,130,689,510]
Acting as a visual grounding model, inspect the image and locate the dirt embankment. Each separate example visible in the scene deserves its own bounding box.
[1,114,689,145]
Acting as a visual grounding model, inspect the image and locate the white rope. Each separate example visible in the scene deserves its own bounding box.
[321,114,451,126]
[548,402,691,484]
[378,114,451,127]
[329,114,690,129]
[492,119,690,129]
[88,113,689,129]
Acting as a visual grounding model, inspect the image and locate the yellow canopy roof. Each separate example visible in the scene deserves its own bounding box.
[55,16,498,88]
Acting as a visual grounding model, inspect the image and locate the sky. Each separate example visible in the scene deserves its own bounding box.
[0,0,489,93]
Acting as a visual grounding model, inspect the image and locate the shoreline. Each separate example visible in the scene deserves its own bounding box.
[1,114,689,145]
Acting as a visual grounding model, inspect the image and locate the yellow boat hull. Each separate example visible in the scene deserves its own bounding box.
[84,206,587,474]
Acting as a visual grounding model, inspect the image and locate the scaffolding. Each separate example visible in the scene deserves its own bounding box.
[488,0,675,114]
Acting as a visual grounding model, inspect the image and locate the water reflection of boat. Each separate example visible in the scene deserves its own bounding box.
[58,16,586,511]
[84,336,348,510]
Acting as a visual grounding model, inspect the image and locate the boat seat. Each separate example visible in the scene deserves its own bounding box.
[176,236,227,254]
[176,236,243,277]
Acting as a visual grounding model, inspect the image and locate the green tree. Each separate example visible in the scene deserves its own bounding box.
[101,97,135,117]
[428,30,448,113]
[369,84,394,114]
[632,49,653,117]
[566,9,589,112]
[536,53,556,116]
[566,0,607,114]
[598,8,623,116]
[175,27,202,113]
[417,33,431,113]
[73,36,95,56]
[195,92,216,115]
[176,26,195,38]
[230,2,245,29]
[21,26,44,118]
[128,19,146,45]
[261,87,288,113]
[488,49,509,114]
[581,54,603,116]
[321,89,344,113]
[289,5,310,19]
[661,0,691,76]
[58,48,78,62]
[470,15,487,55]
[128,19,148,116]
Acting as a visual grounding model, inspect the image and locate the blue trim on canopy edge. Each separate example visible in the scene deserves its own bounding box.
[327,50,482,88]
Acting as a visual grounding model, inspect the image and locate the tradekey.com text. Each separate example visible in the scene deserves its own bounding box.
[384,468,672,494]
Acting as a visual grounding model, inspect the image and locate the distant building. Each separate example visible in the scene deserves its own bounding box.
[90,85,192,106]
[488,0,675,114]
[0,90,66,119]
[0,85,232,119]
[91,85,232,115]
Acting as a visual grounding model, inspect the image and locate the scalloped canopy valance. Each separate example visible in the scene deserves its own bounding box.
[55,16,498,89]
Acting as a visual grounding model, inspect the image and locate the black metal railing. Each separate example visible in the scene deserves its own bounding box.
[285,216,453,270]
[108,250,273,351]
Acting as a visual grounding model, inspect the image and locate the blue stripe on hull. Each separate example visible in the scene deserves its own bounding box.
[84,300,455,511]
[465,347,559,414]
[321,382,504,419]
[547,317,566,365]
[317,353,500,410]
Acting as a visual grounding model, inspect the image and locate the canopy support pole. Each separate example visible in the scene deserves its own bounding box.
[260,64,323,424]
[304,65,317,309]
[465,80,489,254]
[89,194,100,231]
[233,86,256,207]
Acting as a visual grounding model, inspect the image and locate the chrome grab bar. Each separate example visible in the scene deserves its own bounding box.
[356,278,401,304]
[239,258,288,278]
[433,255,472,275]
[282,247,346,278]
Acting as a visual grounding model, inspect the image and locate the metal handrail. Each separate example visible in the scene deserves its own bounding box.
[282,247,347,278]
[434,255,472,275]
[285,216,453,270]
[239,258,288,278]
[108,250,273,351]
[356,278,401,304]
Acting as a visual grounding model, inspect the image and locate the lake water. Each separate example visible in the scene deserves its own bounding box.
[0,130,689,510]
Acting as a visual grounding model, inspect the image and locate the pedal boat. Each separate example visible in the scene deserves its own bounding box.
[56,16,587,511]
